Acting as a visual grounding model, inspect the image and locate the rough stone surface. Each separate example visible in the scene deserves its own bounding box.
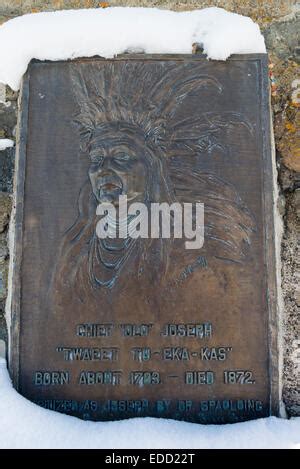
[0,101,17,139]
[0,232,9,301]
[281,191,300,417]
[0,147,15,193]
[0,84,5,104]
[264,13,300,62]
[294,189,300,218]
[271,56,300,174]
[0,193,11,233]
[0,0,299,417]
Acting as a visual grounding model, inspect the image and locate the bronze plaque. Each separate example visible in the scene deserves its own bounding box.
[10,55,279,423]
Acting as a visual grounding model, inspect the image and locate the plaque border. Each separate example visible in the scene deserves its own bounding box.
[8,53,281,419]
[8,70,30,388]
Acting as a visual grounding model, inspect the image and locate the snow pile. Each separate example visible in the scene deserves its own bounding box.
[0,139,14,151]
[0,7,266,91]
[0,360,299,449]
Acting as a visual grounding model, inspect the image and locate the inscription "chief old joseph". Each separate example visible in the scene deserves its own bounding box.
[75,323,213,338]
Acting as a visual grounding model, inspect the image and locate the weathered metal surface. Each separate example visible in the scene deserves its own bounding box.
[10,55,279,423]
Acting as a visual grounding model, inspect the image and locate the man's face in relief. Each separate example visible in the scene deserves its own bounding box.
[88,128,148,205]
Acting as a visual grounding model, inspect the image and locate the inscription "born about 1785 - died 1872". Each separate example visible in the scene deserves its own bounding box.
[9,54,279,423]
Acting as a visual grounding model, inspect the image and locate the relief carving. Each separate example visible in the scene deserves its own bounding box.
[52,62,256,299]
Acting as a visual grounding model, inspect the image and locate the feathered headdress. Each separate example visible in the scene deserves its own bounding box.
[71,61,252,152]
[70,60,256,263]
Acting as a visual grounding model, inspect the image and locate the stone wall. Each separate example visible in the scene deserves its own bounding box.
[0,0,299,417]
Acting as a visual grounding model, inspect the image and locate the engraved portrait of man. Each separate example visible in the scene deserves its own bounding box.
[51,61,256,312]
